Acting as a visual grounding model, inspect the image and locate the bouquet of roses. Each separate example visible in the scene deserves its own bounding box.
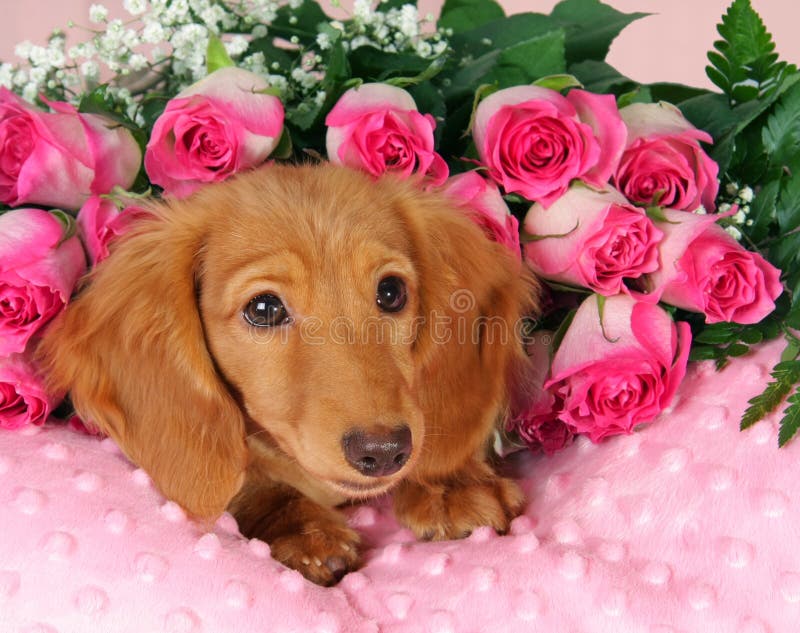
[0,0,798,452]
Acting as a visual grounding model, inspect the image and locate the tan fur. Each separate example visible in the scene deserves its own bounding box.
[39,164,538,585]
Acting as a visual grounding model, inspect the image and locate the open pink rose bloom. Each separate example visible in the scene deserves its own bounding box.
[145,67,285,198]
[0,351,58,430]
[615,101,719,212]
[0,89,141,210]
[473,86,626,207]
[0,208,86,355]
[545,294,691,442]
[325,82,448,185]
[646,209,782,324]
[524,185,663,295]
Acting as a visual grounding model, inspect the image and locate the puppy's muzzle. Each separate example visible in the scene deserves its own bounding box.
[342,425,412,477]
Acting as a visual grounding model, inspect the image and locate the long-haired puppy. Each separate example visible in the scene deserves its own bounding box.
[40,164,537,585]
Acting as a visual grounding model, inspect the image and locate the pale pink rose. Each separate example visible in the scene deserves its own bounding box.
[524,185,662,295]
[145,67,285,198]
[0,352,59,430]
[325,83,448,185]
[0,208,86,354]
[545,294,691,442]
[472,86,626,207]
[441,171,520,258]
[508,332,575,455]
[0,89,141,209]
[77,197,150,266]
[614,102,719,211]
[646,209,782,324]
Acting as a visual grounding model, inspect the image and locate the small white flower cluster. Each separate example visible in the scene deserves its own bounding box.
[343,0,448,58]
[719,182,756,241]
[0,33,75,102]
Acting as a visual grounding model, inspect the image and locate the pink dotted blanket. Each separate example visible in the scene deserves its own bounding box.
[1,339,798,632]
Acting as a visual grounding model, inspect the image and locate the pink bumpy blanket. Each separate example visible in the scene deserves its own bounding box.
[1,339,799,632]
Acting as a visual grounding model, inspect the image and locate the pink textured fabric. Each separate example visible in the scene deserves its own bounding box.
[1,339,798,632]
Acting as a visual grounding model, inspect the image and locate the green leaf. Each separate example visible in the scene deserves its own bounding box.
[269,0,329,43]
[206,34,234,74]
[763,81,800,171]
[448,13,558,61]
[694,322,742,345]
[533,73,582,92]
[385,56,448,88]
[746,177,779,243]
[49,209,77,242]
[567,60,635,96]
[438,0,505,33]
[705,0,795,105]
[775,160,800,234]
[549,0,649,64]
[271,127,293,160]
[741,359,800,429]
[779,387,800,446]
[483,30,567,88]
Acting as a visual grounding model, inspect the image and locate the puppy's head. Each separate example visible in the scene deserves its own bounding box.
[40,164,534,517]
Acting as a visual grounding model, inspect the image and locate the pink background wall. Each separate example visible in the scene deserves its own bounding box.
[2,0,799,89]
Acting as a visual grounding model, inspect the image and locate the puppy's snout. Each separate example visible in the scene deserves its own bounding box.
[342,425,412,477]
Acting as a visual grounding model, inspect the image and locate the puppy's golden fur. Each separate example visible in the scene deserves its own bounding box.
[40,164,537,585]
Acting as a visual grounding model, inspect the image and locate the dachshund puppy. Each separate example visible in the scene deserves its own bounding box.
[40,164,537,585]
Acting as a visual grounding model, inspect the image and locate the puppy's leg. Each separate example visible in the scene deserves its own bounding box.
[230,470,360,586]
[393,458,524,541]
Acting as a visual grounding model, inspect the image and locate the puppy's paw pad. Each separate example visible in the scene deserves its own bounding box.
[270,524,361,586]
[395,474,525,541]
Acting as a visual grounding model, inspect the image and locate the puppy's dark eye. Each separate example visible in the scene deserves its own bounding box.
[376,276,407,313]
[243,294,291,327]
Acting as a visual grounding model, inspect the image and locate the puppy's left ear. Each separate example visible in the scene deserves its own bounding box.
[39,202,248,520]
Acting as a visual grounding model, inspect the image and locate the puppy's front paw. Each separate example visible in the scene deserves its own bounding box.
[236,493,361,586]
[394,463,524,541]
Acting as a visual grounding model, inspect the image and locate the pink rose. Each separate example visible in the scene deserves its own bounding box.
[325,83,448,185]
[614,102,719,211]
[145,67,285,198]
[441,171,520,258]
[523,185,663,295]
[0,208,86,354]
[0,89,141,209]
[546,294,691,442]
[472,86,626,207]
[647,209,782,324]
[77,196,149,266]
[0,352,58,430]
[508,332,575,455]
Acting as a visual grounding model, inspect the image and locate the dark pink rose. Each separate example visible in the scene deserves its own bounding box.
[524,185,662,295]
[508,332,575,455]
[0,89,141,210]
[145,67,285,198]
[77,196,149,266]
[441,171,520,258]
[0,352,58,430]
[647,209,782,324]
[325,83,448,185]
[472,86,626,207]
[546,294,691,442]
[0,208,86,354]
[615,102,719,211]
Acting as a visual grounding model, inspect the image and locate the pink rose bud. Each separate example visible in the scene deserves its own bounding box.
[0,89,142,210]
[508,331,575,455]
[472,86,626,207]
[77,196,150,266]
[647,209,782,324]
[0,352,59,430]
[441,171,520,258]
[545,294,691,442]
[523,185,663,295]
[145,67,285,198]
[0,208,86,354]
[325,82,449,185]
[614,102,719,212]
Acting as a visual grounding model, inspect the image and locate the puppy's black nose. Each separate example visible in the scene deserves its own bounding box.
[342,425,412,477]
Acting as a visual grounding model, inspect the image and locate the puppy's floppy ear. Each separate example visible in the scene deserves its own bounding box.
[39,203,247,519]
[392,184,538,477]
